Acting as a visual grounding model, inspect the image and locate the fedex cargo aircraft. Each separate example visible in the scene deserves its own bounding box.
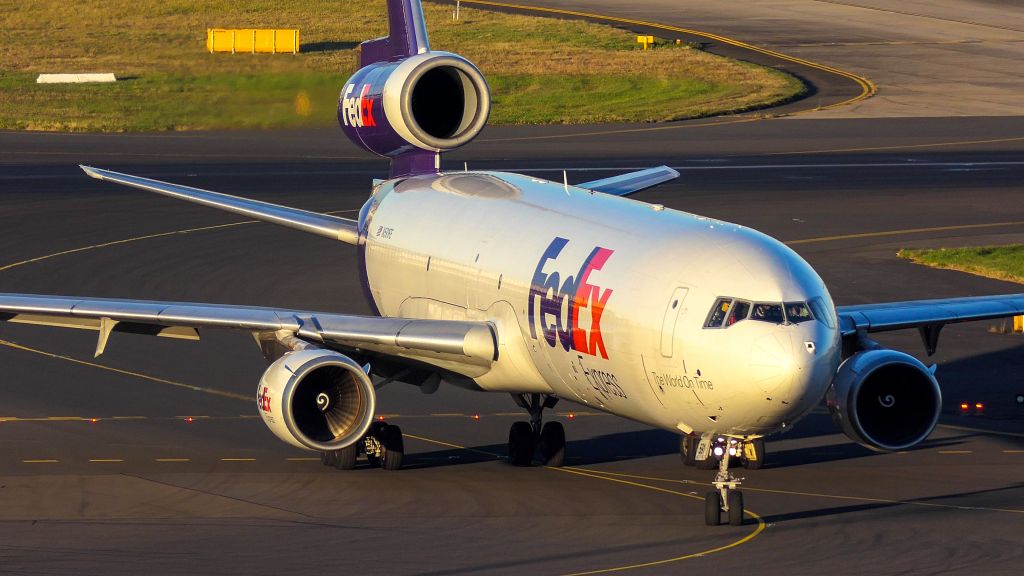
[2,0,1022,526]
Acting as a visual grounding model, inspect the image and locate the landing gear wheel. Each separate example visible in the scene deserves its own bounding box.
[365,421,385,467]
[508,421,535,466]
[695,454,717,470]
[728,491,745,526]
[319,444,357,470]
[320,451,335,467]
[539,421,566,467]
[742,438,765,470]
[379,424,404,471]
[680,435,696,466]
[705,491,722,526]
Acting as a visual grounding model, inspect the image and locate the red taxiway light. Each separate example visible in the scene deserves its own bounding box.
[568,413,576,420]
[959,402,970,412]
[472,414,480,420]
[185,416,194,423]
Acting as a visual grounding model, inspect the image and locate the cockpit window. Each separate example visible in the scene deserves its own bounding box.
[784,302,814,324]
[727,300,750,326]
[705,298,732,328]
[808,296,835,329]
[751,303,784,323]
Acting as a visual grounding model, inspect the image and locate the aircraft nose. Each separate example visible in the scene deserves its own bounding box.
[748,325,831,406]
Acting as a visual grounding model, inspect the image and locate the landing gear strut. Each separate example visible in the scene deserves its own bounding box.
[701,435,746,526]
[319,420,404,471]
[508,393,565,467]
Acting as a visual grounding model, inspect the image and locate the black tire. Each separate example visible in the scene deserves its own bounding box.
[728,491,745,526]
[508,421,535,466]
[705,491,722,526]
[742,438,765,470]
[366,421,386,467]
[695,453,718,470]
[380,424,404,471]
[539,421,566,467]
[320,451,335,467]
[333,444,357,470]
[681,435,696,467]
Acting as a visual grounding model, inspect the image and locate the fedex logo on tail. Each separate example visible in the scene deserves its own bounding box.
[529,237,614,359]
[341,83,377,128]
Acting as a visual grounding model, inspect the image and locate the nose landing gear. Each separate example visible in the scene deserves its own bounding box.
[697,434,748,526]
[508,393,565,467]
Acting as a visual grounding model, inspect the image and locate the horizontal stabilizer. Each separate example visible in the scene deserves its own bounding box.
[577,166,680,197]
[81,166,359,245]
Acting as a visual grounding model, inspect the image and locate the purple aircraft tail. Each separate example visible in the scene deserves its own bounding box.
[359,0,432,67]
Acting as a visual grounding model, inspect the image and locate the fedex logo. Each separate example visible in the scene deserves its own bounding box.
[257,386,272,413]
[529,237,614,359]
[341,83,377,128]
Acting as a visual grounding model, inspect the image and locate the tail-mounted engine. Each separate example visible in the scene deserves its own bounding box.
[827,349,941,451]
[257,348,376,451]
[339,0,490,177]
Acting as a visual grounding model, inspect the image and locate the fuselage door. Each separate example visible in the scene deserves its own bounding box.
[660,287,689,357]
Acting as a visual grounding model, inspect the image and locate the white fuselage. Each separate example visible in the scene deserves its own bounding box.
[361,172,842,437]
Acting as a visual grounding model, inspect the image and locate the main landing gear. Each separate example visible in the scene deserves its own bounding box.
[508,393,566,467]
[682,434,765,526]
[320,420,405,471]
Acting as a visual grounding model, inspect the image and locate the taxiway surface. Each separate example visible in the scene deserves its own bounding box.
[1,116,1023,574]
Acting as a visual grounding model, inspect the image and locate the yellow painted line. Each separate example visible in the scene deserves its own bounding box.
[111,416,147,420]
[46,416,84,421]
[22,459,59,463]
[155,458,190,462]
[429,413,465,417]
[0,209,354,273]
[768,136,1024,156]
[89,459,124,463]
[575,468,1024,515]
[552,467,764,576]
[220,458,257,462]
[404,433,502,458]
[939,424,1024,439]
[462,1,875,112]
[0,338,250,401]
[938,450,974,454]
[786,221,1024,245]
[286,457,320,461]
[0,221,255,273]
[403,432,763,575]
[1002,450,1024,454]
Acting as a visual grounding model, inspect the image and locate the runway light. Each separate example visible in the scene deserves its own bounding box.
[184,416,194,423]
[960,402,970,413]
[90,418,98,423]
[378,415,385,421]
[975,402,985,413]
[472,414,480,420]
[1016,394,1024,405]
[568,413,576,420]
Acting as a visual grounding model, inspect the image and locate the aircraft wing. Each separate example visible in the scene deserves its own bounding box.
[0,293,497,376]
[577,166,680,197]
[81,166,360,245]
[836,294,1024,354]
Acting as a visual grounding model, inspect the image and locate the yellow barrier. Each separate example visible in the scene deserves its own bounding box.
[1014,315,1023,334]
[207,29,300,54]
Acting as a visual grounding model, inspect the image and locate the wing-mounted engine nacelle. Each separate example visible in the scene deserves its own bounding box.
[339,52,490,162]
[827,349,941,452]
[256,348,376,451]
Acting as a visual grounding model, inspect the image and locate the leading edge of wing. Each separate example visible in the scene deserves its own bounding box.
[837,294,1024,333]
[81,166,359,245]
[577,166,680,197]
[0,293,496,369]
